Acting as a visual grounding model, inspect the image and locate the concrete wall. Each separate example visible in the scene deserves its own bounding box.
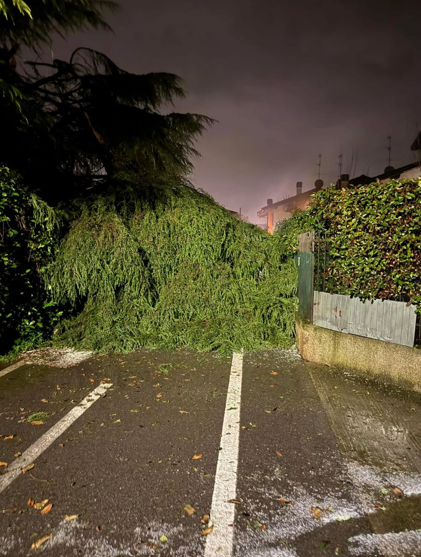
[296,319,421,392]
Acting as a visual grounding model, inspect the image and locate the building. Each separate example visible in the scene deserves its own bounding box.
[346,161,421,187]
[259,131,421,234]
[257,179,324,234]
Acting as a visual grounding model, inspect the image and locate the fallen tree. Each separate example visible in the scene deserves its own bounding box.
[48,177,298,354]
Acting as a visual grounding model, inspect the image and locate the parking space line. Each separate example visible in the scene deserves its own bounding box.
[0,382,112,494]
[204,352,243,557]
[0,360,26,379]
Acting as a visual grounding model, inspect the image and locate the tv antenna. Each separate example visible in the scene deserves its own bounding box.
[337,153,343,178]
[317,154,322,179]
[387,136,392,167]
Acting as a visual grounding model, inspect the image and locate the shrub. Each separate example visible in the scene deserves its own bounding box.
[308,179,421,312]
[0,167,60,356]
[274,209,312,253]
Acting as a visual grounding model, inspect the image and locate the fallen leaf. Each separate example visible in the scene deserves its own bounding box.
[30,421,43,426]
[279,498,293,505]
[41,503,53,515]
[33,499,49,510]
[14,452,22,458]
[393,487,404,497]
[89,379,94,383]
[160,534,168,543]
[275,450,282,457]
[144,541,160,550]
[201,514,210,524]
[30,534,52,550]
[201,525,214,536]
[192,454,203,460]
[156,393,162,398]
[22,463,35,474]
[0,461,7,468]
[113,419,121,424]
[4,435,15,440]
[179,410,190,414]
[228,499,242,505]
[184,504,196,516]
[41,399,48,403]
[65,515,78,521]
[311,506,323,519]
[270,371,278,376]
[27,498,35,507]
[259,523,267,531]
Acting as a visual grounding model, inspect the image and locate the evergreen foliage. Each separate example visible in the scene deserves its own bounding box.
[308,179,421,312]
[0,0,114,48]
[274,209,312,254]
[0,166,61,356]
[0,0,298,357]
[0,0,115,125]
[48,178,298,354]
[0,45,213,204]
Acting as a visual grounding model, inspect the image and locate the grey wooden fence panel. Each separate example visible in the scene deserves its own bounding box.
[313,291,417,347]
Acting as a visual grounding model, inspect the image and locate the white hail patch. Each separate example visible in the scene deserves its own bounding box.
[349,531,421,556]
[23,347,93,367]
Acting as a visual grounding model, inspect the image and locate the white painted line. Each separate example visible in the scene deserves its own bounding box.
[204,352,243,557]
[0,360,26,379]
[0,383,112,494]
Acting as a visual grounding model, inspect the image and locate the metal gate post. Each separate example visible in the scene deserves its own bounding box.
[295,231,315,323]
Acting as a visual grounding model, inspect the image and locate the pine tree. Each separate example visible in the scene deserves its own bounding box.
[0,2,212,203]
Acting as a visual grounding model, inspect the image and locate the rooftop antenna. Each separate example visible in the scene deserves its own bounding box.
[337,154,343,178]
[317,154,322,179]
[387,135,392,167]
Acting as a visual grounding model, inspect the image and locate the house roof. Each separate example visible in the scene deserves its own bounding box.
[373,161,420,181]
[259,158,421,219]
[257,187,319,218]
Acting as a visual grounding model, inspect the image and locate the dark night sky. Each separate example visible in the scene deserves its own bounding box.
[47,0,421,222]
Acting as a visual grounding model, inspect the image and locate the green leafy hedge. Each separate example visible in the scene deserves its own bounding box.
[308,179,421,312]
[0,167,61,356]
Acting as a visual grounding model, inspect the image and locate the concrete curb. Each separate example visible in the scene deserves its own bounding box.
[296,318,421,392]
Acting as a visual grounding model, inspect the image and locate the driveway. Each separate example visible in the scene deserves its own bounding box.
[0,348,420,556]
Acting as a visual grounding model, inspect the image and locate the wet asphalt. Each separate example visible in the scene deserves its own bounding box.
[0,349,421,557]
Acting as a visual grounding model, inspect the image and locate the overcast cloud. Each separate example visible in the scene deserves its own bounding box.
[45,0,421,222]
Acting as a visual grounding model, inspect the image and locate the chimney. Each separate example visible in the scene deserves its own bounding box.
[340,174,349,188]
[296,182,303,196]
[267,198,273,206]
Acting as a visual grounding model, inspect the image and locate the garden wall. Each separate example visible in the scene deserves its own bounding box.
[296,318,421,392]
